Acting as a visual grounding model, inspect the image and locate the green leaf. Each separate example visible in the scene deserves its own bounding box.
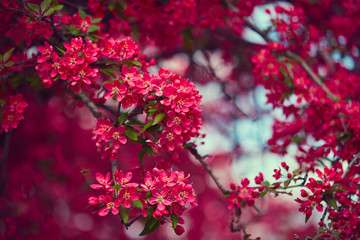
[144,101,155,110]
[3,48,15,62]
[78,8,87,19]
[66,25,81,36]
[125,120,143,126]
[28,3,40,12]
[0,54,3,62]
[253,205,261,214]
[182,30,193,51]
[334,233,341,240]
[118,113,128,124]
[131,199,143,208]
[143,145,152,156]
[105,67,120,72]
[87,25,100,33]
[280,90,293,101]
[148,107,158,113]
[100,69,117,79]
[43,5,63,17]
[139,217,160,236]
[40,0,52,12]
[5,61,15,67]
[124,130,138,141]
[284,179,291,188]
[126,60,142,66]
[0,99,6,106]
[146,124,161,133]
[138,150,145,165]
[259,190,268,197]
[119,0,127,9]
[119,205,130,223]
[90,18,102,23]
[324,195,338,210]
[292,168,306,176]
[56,47,66,54]
[153,112,166,125]
[108,1,115,11]
[279,66,287,77]
[43,7,55,16]
[171,214,179,229]
[139,121,154,134]
[53,4,63,11]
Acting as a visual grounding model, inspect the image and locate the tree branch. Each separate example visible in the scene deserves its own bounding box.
[76,91,101,118]
[188,147,230,195]
[342,152,360,179]
[199,50,251,119]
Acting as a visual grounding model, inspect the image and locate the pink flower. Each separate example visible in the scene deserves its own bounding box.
[120,65,140,87]
[104,80,127,102]
[115,170,137,187]
[149,188,172,211]
[140,173,156,192]
[106,126,127,149]
[9,94,28,113]
[176,183,196,206]
[118,187,139,208]
[90,172,113,190]
[63,37,83,53]
[98,195,120,216]
[37,42,53,63]
[1,110,23,132]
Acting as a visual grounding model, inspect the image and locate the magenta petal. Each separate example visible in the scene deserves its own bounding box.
[123,200,131,208]
[130,195,139,201]
[148,198,157,205]
[157,203,165,211]
[112,140,120,149]
[111,207,119,215]
[90,184,103,190]
[163,199,172,205]
[98,207,110,216]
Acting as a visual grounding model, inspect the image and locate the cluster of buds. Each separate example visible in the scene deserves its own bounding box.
[88,168,197,236]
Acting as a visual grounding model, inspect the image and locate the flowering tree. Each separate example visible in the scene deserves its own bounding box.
[1,0,360,239]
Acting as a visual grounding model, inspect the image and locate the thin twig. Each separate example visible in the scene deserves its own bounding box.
[230,206,242,232]
[342,153,360,179]
[188,147,230,195]
[200,50,251,119]
[124,214,142,230]
[111,160,118,184]
[320,205,330,222]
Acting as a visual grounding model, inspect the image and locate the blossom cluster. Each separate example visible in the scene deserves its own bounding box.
[295,167,343,220]
[226,178,259,210]
[88,168,197,235]
[0,94,28,133]
[36,37,101,93]
[92,67,202,161]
